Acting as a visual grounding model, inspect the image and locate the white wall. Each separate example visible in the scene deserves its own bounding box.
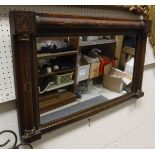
[0,42,155,149]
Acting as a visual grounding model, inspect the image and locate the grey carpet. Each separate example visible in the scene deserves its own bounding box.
[40,95,108,124]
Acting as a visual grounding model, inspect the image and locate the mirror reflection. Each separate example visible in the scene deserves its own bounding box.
[36,35,136,124]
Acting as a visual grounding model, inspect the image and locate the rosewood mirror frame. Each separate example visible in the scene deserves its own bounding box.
[9,11,151,142]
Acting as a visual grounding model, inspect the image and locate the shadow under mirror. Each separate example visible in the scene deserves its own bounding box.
[37,35,136,125]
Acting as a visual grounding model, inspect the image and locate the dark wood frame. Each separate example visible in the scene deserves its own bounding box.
[9,10,151,142]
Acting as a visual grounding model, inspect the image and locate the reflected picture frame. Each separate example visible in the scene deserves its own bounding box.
[149,6,155,54]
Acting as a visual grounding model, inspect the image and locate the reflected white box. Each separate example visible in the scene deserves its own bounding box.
[77,64,90,82]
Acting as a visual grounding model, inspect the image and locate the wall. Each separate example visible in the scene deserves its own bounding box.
[0,40,155,148]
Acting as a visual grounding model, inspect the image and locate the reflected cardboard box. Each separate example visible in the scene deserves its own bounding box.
[103,68,132,92]
[89,62,100,79]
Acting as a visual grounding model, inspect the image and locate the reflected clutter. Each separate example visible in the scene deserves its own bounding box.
[37,35,136,122]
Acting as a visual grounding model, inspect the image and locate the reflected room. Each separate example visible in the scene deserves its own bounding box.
[36,35,136,124]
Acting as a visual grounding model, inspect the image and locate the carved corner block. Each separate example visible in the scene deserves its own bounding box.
[10,11,36,34]
[134,90,144,98]
[22,128,41,143]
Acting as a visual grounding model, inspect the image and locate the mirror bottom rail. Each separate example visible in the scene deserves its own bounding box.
[39,91,143,134]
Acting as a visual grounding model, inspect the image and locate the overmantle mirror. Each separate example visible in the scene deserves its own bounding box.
[9,10,151,142]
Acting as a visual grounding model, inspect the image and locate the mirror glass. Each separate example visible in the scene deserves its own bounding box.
[36,35,136,124]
